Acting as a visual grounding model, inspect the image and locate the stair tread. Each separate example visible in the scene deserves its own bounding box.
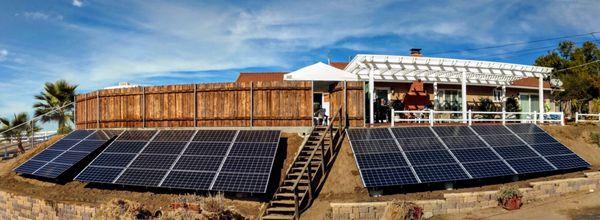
[262,214,295,220]
[267,207,296,211]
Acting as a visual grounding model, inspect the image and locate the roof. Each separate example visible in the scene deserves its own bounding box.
[236,72,286,83]
[345,54,554,86]
[329,62,349,70]
[510,77,551,89]
[285,62,358,81]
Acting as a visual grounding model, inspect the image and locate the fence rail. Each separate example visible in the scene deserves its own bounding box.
[391,109,565,126]
[575,113,600,123]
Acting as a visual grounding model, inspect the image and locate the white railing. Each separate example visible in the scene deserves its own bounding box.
[575,112,600,123]
[391,109,565,126]
[0,131,57,143]
[0,131,57,158]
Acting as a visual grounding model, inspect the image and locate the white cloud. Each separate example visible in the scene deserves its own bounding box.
[19,11,63,21]
[72,0,83,7]
[0,50,7,61]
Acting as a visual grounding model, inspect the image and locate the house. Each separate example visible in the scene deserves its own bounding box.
[239,49,558,125]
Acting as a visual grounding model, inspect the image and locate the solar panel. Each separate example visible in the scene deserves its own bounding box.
[14,130,115,179]
[173,156,223,171]
[470,125,512,135]
[441,136,487,149]
[76,129,281,193]
[493,145,539,159]
[506,124,545,134]
[347,128,393,140]
[355,153,408,169]
[348,124,589,189]
[406,150,456,166]
[517,133,557,145]
[531,143,575,156]
[161,171,216,190]
[90,153,136,167]
[153,130,196,142]
[413,164,470,183]
[391,127,435,138]
[506,157,555,174]
[104,141,147,154]
[450,148,501,163]
[462,161,515,178]
[141,142,187,155]
[396,137,445,152]
[211,173,270,193]
[361,167,419,187]
[183,142,231,156]
[193,130,237,142]
[75,166,123,183]
[117,130,157,141]
[432,126,476,137]
[479,134,525,147]
[350,139,401,154]
[545,154,590,170]
[114,169,167,187]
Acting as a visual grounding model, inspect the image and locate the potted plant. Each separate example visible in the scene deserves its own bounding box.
[496,185,523,210]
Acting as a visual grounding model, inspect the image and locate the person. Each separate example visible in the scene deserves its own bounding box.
[313,108,328,126]
[376,98,389,123]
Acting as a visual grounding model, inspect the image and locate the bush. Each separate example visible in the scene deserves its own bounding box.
[496,185,522,204]
[591,133,600,148]
[382,200,422,220]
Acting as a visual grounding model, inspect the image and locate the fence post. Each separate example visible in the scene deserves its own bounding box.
[30,120,34,150]
[73,96,77,130]
[560,112,565,126]
[502,110,506,125]
[96,91,100,129]
[390,108,395,127]
[84,93,88,129]
[142,87,146,128]
[429,110,434,126]
[194,84,198,127]
[533,111,537,124]
[250,81,254,127]
[468,110,472,126]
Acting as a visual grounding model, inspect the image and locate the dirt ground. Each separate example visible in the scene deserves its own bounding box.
[0,132,304,219]
[302,124,600,220]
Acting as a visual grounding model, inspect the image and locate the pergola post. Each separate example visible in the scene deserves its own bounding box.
[539,75,544,123]
[461,72,467,123]
[369,67,375,126]
[433,82,438,110]
[501,85,506,112]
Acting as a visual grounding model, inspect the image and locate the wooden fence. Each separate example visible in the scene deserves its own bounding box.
[75,81,314,129]
[329,81,365,127]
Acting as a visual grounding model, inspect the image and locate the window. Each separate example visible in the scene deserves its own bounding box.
[493,89,502,102]
[435,90,462,110]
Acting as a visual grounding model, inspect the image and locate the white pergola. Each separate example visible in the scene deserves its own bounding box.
[344,54,554,125]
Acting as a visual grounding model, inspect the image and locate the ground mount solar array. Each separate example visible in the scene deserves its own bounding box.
[347,124,590,188]
[74,129,281,193]
[14,130,121,179]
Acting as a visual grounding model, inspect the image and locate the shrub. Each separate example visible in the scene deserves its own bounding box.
[591,133,600,148]
[496,185,522,204]
[382,200,422,220]
[97,199,155,219]
[200,193,244,219]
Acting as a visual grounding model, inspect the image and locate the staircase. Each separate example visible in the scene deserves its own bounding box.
[262,108,346,220]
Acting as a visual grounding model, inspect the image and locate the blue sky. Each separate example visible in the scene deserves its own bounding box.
[1,0,599,121]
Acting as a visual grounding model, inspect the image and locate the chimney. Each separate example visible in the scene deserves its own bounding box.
[410,48,422,57]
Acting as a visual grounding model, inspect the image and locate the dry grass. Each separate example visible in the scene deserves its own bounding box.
[382,201,422,220]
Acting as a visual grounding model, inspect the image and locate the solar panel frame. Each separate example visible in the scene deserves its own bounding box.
[161,171,216,190]
[413,164,470,183]
[75,166,124,183]
[450,148,502,163]
[347,128,393,140]
[462,160,515,178]
[361,167,419,187]
[355,153,409,169]
[211,172,270,193]
[545,154,590,170]
[153,130,197,142]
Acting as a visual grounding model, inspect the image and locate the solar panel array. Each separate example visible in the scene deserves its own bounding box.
[75,130,281,193]
[348,124,589,188]
[14,130,120,179]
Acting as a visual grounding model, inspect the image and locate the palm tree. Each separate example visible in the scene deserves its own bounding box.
[33,80,78,134]
[0,113,40,154]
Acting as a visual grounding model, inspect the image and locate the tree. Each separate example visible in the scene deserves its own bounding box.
[535,41,600,113]
[33,80,78,134]
[0,113,40,154]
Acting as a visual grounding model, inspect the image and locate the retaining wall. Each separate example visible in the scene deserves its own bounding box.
[330,172,600,220]
[0,191,96,220]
